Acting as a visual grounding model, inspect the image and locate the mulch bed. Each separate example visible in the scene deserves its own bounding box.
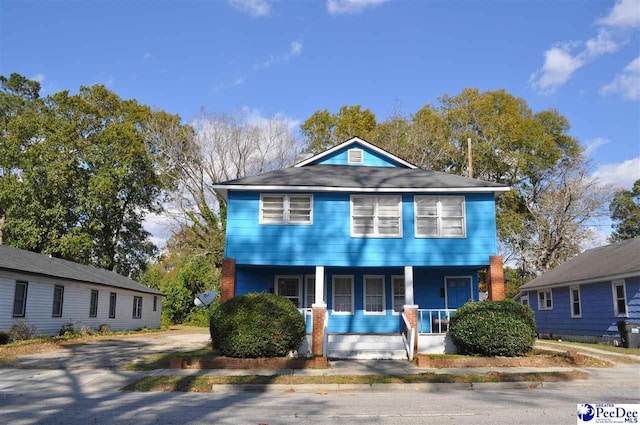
[171,356,329,369]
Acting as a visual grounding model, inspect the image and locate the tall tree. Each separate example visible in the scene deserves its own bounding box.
[300,105,376,154]
[609,179,640,242]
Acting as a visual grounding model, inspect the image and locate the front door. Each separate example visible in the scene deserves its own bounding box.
[275,276,302,308]
[445,276,472,309]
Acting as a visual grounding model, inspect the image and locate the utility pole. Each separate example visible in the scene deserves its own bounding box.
[467,137,473,179]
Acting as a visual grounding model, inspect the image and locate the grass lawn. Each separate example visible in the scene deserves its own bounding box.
[125,347,216,371]
[123,371,588,392]
[539,340,640,356]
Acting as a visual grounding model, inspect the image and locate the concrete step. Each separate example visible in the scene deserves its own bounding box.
[327,350,408,360]
[327,333,408,360]
[329,342,406,350]
[328,334,402,343]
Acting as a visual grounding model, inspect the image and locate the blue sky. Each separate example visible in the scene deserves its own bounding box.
[1,0,639,245]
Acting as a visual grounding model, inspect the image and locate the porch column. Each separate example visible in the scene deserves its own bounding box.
[487,255,505,301]
[403,266,419,351]
[221,258,236,303]
[311,266,327,357]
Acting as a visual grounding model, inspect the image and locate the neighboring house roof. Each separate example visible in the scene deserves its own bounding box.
[519,237,640,291]
[213,164,509,200]
[294,137,419,169]
[0,245,163,295]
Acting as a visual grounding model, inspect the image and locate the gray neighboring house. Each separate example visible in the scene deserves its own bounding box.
[517,238,640,344]
[0,245,162,335]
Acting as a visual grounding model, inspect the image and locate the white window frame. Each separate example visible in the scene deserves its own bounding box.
[570,285,581,318]
[133,296,142,319]
[274,275,303,308]
[520,294,529,307]
[414,196,466,238]
[259,194,313,225]
[538,289,553,310]
[391,275,405,315]
[350,195,403,238]
[348,148,364,164]
[363,275,386,315]
[332,275,354,315]
[612,280,628,317]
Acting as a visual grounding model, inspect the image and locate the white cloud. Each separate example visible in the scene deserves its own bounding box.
[229,0,270,17]
[584,137,611,156]
[30,73,45,83]
[143,211,180,249]
[143,52,152,60]
[233,77,244,86]
[600,56,640,100]
[591,157,640,189]
[585,29,621,56]
[240,106,301,131]
[598,0,640,28]
[530,45,585,94]
[326,0,390,15]
[256,40,304,69]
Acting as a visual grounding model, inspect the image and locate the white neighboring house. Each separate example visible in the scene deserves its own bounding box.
[0,245,162,335]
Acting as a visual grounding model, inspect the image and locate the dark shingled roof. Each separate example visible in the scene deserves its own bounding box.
[0,245,162,295]
[519,238,640,290]
[216,164,508,190]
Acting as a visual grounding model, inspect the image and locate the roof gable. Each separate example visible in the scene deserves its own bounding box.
[295,137,418,169]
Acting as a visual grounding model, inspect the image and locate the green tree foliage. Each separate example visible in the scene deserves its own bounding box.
[0,74,188,278]
[449,300,536,357]
[609,179,640,242]
[210,293,306,358]
[301,105,376,154]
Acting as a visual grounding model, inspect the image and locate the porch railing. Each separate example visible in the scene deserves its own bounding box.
[401,312,415,361]
[417,309,456,334]
[298,308,313,333]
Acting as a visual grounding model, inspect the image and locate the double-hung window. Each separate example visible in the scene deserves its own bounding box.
[570,286,581,318]
[89,290,99,318]
[612,280,627,317]
[520,294,529,307]
[109,293,117,319]
[13,281,28,318]
[363,276,385,314]
[260,194,313,225]
[392,276,405,314]
[351,195,402,237]
[133,296,142,319]
[414,196,466,238]
[538,289,553,310]
[332,275,354,314]
[52,285,64,318]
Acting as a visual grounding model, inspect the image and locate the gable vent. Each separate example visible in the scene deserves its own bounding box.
[348,148,364,164]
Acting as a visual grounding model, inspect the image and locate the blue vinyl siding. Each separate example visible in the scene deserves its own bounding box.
[309,142,402,167]
[226,191,497,267]
[527,276,640,338]
[235,265,479,334]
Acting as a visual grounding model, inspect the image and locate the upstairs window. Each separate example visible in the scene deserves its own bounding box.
[414,196,466,238]
[348,148,364,163]
[612,280,627,317]
[351,195,402,237]
[260,194,313,225]
[538,290,553,310]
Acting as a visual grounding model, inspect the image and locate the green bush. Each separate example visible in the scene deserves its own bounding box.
[185,306,214,327]
[210,293,306,358]
[449,300,536,357]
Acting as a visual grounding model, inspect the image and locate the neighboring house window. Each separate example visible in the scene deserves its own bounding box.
[348,148,363,163]
[392,276,405,314]
[109,293,117,319]
[351,195,402,237]
[332,275,354,314]
[538,290,553,310]
[260,194,313,225]
[612,280,628,317]
[275,276,302,308]
[153,296,157,312]
[363,275,385,314]
[13,281,28,318]
[305,275,316,308]
[570,286,581,318]
[89,290,99,318]
[520,294,529,307]
[133,296,142,319]
[52,285,64,318]
[414,196,466,238]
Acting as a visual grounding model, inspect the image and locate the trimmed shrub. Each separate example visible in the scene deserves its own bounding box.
[210,293,306,358]
[449,300,536,357]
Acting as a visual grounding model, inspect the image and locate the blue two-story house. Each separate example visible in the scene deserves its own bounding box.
[213,137,509,358]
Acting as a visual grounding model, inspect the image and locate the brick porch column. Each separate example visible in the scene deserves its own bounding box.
[487,255,505,301]
[221,258,236,303]
[403,305,419,351]
[311,305,326,357]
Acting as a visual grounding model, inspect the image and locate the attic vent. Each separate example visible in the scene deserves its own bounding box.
[348,148,364,163]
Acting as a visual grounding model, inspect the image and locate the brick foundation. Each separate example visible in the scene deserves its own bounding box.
[221,258,236,303]
[487,255,505,301]
[311,306,326,357]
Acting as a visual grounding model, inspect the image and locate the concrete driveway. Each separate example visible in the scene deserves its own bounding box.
[7,328,211,369]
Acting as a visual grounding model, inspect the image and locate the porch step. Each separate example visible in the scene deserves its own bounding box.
[327,334,407,360]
